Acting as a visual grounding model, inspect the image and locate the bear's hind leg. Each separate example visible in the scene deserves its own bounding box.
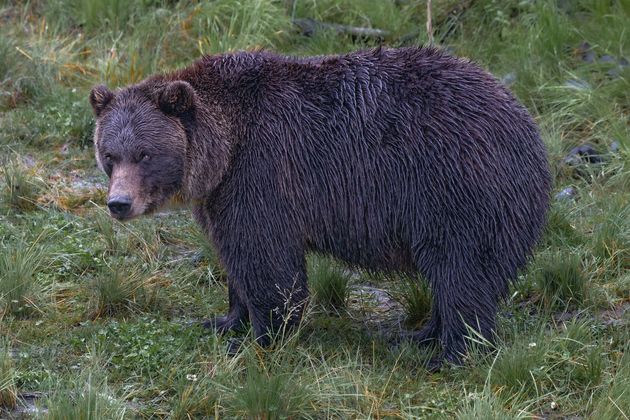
[421,255,503,370]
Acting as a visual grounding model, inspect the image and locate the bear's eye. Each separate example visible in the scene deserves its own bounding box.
[140,152,151,162]
[103,153,113,162]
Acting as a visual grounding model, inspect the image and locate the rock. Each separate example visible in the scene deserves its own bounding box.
[563,144,604,165]
[607,67,621,78]
[9,392,47,418]
[22,154,36,168]
[599,54,616,63]
[619,57,629,67]
[564,79,590,90]
[555,187,578,202]
[501,72,517,86]
[610,140,620,153]
[577,41,596,63]
[347,285,405,330]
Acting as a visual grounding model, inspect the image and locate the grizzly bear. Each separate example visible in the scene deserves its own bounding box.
[89,47,551,369]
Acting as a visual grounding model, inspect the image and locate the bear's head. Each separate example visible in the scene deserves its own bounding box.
[90,80,195,220]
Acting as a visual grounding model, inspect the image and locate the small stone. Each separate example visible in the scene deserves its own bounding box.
[551,401,558,410]
[555,187,577,202]
[607,68,621,78]
[576,41,596,63]
[610,141,620,153]
[22,154,36,168]
[564,79,590,90]
[619,57,629,67]
[576,41,597,63]
[599,54,616,63]
[582,50,596,63]
[190,251,206,266]
[501,72,517,86]
[563,144,604,165]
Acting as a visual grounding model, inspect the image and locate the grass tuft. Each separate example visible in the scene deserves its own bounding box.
[89,264,159,318]
[456,388,521,420]
[532,251,587,310]
[0,342,17,411]
[0,238,45,318]
[1,160,42,213]
[307,256,350,312]
[229,364,309,419]
[395,275,432,329]
[489,338,545,397]
[44,373,126,420]
[591,349,630,419]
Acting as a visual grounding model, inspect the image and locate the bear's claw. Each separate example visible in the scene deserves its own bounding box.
[201,315,246,334]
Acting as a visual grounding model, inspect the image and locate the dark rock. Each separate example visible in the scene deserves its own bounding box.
[619,57,629,67]
[599,54,616,63]
[576,41,595,63]
[582,50,596,63]
[563,144,604,165]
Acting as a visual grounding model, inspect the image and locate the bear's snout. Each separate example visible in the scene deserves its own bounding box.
[107,196,133,219]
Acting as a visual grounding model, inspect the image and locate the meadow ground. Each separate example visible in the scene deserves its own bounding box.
[1,0,629,418]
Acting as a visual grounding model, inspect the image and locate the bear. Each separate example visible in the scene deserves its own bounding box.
[89,46,551,369]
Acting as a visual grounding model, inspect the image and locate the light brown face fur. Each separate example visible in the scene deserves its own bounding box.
[107,163,149,220]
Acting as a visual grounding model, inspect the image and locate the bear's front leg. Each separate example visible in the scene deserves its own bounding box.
[202,278,248,333]
[217,236,310,348]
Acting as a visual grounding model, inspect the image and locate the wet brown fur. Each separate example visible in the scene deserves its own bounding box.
[90,47,551,368]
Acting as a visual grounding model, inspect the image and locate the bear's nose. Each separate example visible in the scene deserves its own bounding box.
[107,196,132,218]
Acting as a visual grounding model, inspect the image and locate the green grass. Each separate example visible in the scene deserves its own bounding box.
[0,238,46,318]
[308,256,350,312]
[532,250,588,310]
[0,0,629,417]
[0,341,17,410]
[43,373,127,420]
[395,275,432,329]
[1,160,42,212]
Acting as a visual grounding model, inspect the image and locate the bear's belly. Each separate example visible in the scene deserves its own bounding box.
[308,234,415,273]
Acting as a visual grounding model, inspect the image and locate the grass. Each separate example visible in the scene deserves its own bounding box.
[532,250,588,310]
[44,373,127,420]
[308,255,350,312]
[1,160,42,212]
[395,275,432,329]
[0,0,629,417]
[0,341,17,410]
[0,238,46,318]
[88,264,160,318]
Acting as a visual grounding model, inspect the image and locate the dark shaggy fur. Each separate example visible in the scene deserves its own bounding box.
[90,47,551,368]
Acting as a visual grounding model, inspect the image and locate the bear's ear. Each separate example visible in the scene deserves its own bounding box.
[89,85,114,117]
[158,81,196,116]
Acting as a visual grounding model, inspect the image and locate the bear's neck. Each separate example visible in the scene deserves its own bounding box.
[166,54,263,202]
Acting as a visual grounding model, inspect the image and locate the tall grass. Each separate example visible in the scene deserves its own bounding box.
[44,373,127,420]
[308,256,350,312]
[0,238,46,317]
[0,341,17,411]
[1,160,43,212]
